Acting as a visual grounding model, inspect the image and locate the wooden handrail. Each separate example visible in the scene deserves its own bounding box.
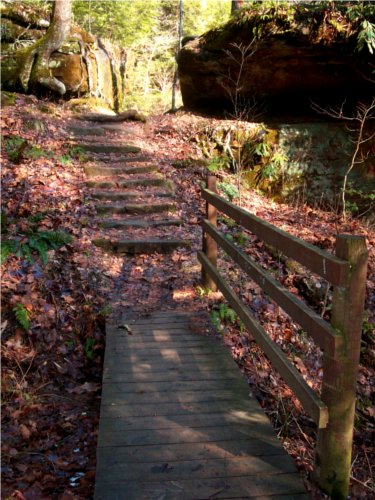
[202,188,350,286]
[198,250,329,428]
[203,219,342,354]
[200,176,368,498]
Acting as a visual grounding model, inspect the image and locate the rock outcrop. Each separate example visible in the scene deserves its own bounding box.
[177,5,374,118]
[1,2,126,111]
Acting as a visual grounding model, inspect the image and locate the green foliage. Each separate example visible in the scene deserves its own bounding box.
[234,230,249,247]
[25,145,52,160]
[218,181,240,201]
[4,136,27,162]
[98,305,113,318]
[253,141,271,158]
[211,303,237,332]
[1,229,72,265]
[4,136,53,162]
[195,285,212,297]
[83,337,96,360]
[13,303,30,331]
[67,146,87,162]
[73,0,230,114]
[59,154,73,166]
[207,157,227,173]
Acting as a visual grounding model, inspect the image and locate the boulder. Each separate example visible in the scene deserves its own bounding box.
[0,3,126,111]
[177,5,374,118]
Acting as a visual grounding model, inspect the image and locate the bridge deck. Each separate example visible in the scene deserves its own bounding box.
[94,311,308,499]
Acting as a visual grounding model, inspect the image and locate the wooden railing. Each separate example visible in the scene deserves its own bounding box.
[199,176,368,499]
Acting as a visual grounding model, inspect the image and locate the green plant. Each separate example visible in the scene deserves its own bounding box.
[207,157,227,173]
[254,141,271,158]
[211,303,237,332]
[195,285,212,297]
[13,303,30,331]
[98,305,113,318]
[4,136,28,162]
[1,230,72,264]
[60,154,73,166]
[218,181,240,201]
[67,146,87,162]
[25,145,52,160]
[234,231,249,246]
[84,337,96,360]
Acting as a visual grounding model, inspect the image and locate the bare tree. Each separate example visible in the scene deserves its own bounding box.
[312,98,375,219]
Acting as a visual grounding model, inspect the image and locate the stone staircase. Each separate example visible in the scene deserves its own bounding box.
[68,121,188,255]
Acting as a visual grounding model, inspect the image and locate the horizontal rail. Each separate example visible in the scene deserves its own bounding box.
[198,250,329,429]
[202,189,350,287]
[203,220,342,354]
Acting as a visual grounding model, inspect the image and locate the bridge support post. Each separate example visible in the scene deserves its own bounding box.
[315,235,368,499]
[202,176,218,291]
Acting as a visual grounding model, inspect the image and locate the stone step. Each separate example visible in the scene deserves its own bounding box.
[84,164,158,178]
[100,218,183,229]
[93,238,188,254]
[90,190,173,201]
[86,177,172,189]
[79,144,141,154]
[68,126,105,137]
[68,124,132,137]
[83,154,150,163]
[96,202,176,215]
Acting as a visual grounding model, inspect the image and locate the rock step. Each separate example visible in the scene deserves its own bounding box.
[86,178,173,189]
[79,144,141,154]
[90,190,173,201]
[84,164,158,177]
[93,238,188,254]
[83,154,150,164]
[68,124,132,136]
[100,218,183,229]
[96,202,176,215]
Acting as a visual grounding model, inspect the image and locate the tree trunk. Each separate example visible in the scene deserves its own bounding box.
[21,0,72,95]
[231,1,244,14]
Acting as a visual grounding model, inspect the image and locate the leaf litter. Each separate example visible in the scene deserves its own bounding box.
[1,95,374,499]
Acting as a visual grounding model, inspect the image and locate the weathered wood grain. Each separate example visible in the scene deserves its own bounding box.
[95,312,306,499]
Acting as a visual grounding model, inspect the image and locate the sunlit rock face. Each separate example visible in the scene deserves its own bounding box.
[177,26,373,119]
[1,5,126,111]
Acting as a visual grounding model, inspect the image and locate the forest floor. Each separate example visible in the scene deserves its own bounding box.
[1,94,374,499]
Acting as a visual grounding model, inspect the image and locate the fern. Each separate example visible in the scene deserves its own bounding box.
[13,303,30,331]
[1,239,19,263]
[38,230,72,249]
[28,236,49,264]
[1,230,72,264]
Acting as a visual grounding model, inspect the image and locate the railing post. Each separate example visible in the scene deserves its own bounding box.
[202,176,218,291]
[315,235,368,499]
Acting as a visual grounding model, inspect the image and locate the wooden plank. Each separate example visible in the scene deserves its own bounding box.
[98,411,280,432]
[95,455,297,482]
[97,424,280,447]
[203,219,341,353]
[96,312,306,499]
[99,399,263,418]
[198,251,329,428]
[103,367,239,381]
[106,338,215,347]
[94,473,306,499]
[101,389,250,406]
[104,355,238,381]
[97,439,286,463]
[101,379,247,395]
[202,188,349,286]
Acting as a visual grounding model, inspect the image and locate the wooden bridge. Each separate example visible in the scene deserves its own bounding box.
[69,120,367,499]
[94,311,308,499]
